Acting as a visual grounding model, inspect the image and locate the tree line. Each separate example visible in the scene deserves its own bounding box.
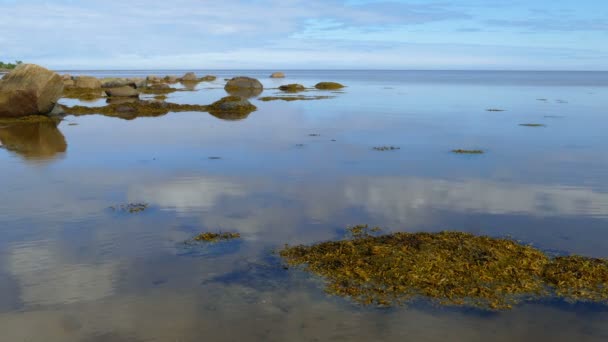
[0,61,23,70]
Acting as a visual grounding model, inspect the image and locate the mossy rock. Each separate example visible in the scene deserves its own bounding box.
[315,82,345,90]
[207,96,256,120]
[201,75,217,82]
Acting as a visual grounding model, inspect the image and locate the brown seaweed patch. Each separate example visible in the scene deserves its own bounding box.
[139,87,180,95]
[110,203,148,213]
[486,108,505,112]
[193,232,241,242]
[153,95,168,101]
[280,225,608,310]
[452,149,484,154]
[62,87,105,101]
[258,95,333,102]
[543,256,608,303]
[519,123,546,127]
[373,146,400,151]
[64,101,208,119]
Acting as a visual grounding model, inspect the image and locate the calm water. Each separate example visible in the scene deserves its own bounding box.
[1,70,608,341]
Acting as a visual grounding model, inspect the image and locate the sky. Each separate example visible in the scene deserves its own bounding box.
[0,0,607,70]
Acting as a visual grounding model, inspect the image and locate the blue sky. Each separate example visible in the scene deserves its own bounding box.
[1,0,607,70]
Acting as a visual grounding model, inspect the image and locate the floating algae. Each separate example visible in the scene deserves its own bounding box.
[279,225,608,310]
[452,149,484,154]
[193,232,241,242]
[373,146,400,151]
[64,100,208,118]
[110,203,148,213]
[258,95,333,102]
[486,108,505,112]
[519,123,546,127]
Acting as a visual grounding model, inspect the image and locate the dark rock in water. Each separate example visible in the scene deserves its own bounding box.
[207,96,257,120]
[181,72,198,82]
[200,75,217,82]
[270,72,285,78]
[0,118,67,160]
[315,82,344,90]
[0,64,64,118]
[279,84,305,92]
[74,76,101,89]
[104,86,140,98]
[225,77,263,98]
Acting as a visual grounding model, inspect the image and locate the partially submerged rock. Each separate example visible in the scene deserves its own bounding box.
[270,72,285,78]
[278,84,305,92]
[315,82,345,90]
[181,72,198,82]
[373,146,400,151]
[110,203,148,213]
[0,64,64,118]
[225,77,263,98]
[200,75,217,82]
[280,225,608,310]
[104,86,140,98]
[164,75,179,83]
[519,123,546,127]
[207,96,257,120]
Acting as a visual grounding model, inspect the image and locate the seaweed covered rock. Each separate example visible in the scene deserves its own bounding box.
[207,96,257,120]
[181,72,198,82]
[201,75,217,82]
[101,78,137,89]
[279,84,305,92]
[164,75,179,83]
[104,86,139,98]
[315,82,344,90]
[224,77,263,98]
[270,72,285,78]
[0,64,64,118]
[74,76,101,89]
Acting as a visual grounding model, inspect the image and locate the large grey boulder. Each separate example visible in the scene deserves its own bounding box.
[0,64,64,118]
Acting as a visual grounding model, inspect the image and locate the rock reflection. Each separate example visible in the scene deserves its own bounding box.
[225,87,263,99]
[0,119,67,161]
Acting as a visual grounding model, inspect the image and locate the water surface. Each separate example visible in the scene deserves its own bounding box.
[1,70,608,341]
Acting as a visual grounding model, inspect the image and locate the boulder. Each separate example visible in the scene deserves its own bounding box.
[62,74,72,81]
[104,86,140,98]
[207,96,257,120]
[314,82,345,90]
[270,72,285,78]
[201,75,217,82]
[181,72,198,82]
[164,76,179,83]
[74,76,101,89]
[225,76,263,90]
[224,77,263,98]
[101,78,135,88]
[63,79,75,87]
[146,75,161,83]
[128,78,146,89]
[0,64,64,118]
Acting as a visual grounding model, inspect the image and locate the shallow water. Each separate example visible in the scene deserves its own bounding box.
[1,70,608,341]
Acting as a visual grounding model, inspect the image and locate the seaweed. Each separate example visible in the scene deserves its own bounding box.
[486,108,505,112]
[279,225,608,310]
[452,149,484,154]
[193,232,241,242]
[62,87,105,101]
[258,95,333,102]
[519,123,546,127]
[373,146,400,151]
[110,203,148,213]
